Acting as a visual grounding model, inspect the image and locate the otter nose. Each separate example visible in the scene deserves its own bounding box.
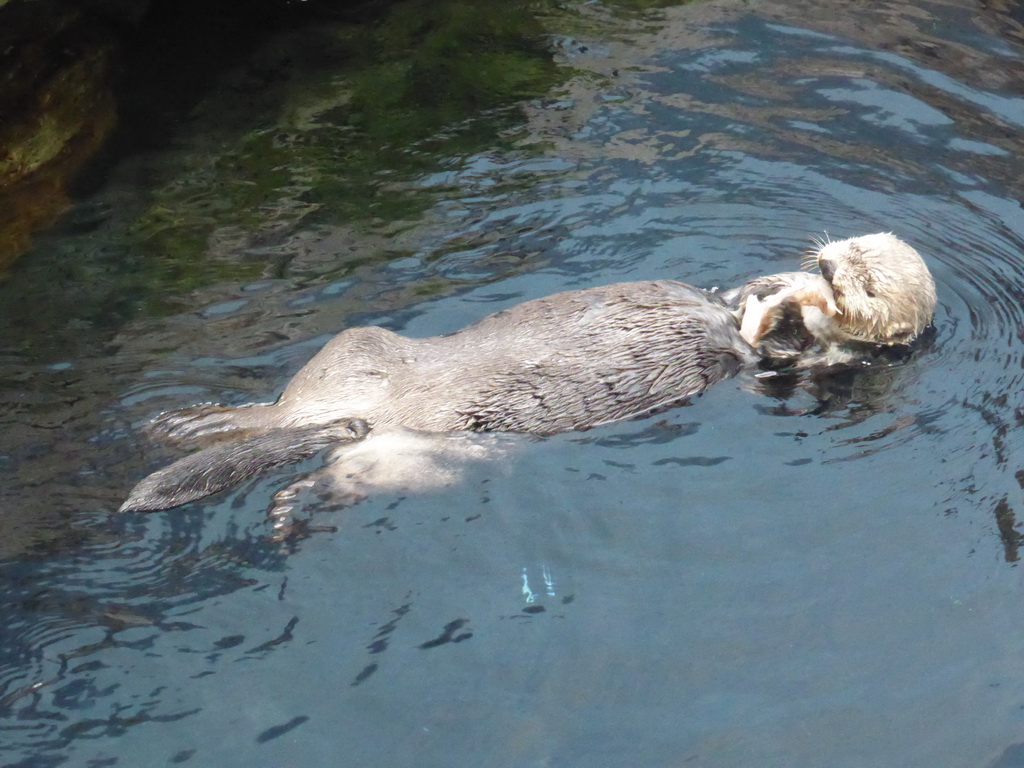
[819,258,836,283]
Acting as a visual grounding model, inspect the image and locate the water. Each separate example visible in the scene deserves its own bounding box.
[3,1,1024,766]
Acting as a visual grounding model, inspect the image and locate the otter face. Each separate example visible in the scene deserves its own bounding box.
[815,233,937,345]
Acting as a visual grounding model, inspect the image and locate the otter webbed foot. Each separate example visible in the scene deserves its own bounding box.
[145,402,279,446]
[120,418,371,513]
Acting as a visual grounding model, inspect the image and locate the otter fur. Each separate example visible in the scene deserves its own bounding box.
[121,280,754,512]
[724,233,937,366]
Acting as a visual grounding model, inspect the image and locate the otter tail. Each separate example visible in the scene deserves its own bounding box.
[120,418,370,513]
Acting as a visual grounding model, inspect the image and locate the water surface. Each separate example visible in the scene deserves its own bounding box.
[3,1,1024,766]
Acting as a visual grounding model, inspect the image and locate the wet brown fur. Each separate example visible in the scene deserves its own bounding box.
[122,280,754,512]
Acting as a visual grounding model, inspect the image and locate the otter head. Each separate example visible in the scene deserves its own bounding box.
[815,232,937,345]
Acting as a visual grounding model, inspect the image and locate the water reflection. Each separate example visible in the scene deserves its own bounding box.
[4,0,1024,766]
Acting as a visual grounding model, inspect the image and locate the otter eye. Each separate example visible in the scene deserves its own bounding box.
[865,289,876,299]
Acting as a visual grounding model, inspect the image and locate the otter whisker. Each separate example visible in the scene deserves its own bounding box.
[800,254,819,271]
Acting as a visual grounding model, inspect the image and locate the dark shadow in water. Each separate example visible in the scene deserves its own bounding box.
[993,496,1024,564]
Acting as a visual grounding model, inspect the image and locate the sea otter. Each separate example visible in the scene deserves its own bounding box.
[724,232,937,366]
[120,232,937,514]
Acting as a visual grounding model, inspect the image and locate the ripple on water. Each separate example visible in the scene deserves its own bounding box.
[0,507,290,739]
[7,2,1024,766]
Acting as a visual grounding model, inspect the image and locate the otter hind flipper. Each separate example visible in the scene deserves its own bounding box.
[146,401,279,446]
[120,418,371,513]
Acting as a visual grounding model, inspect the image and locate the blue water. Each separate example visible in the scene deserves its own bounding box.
[4,2,1024,766]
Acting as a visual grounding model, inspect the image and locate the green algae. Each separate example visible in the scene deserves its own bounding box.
[3,0,702,356]
[112,0,567,301]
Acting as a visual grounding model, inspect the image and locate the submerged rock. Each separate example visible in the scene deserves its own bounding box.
[0,1,118,272]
